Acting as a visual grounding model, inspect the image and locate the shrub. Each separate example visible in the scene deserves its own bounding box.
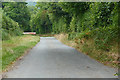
[2,14,22,40]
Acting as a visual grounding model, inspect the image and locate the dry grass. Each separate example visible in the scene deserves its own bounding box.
[55,33,76,48]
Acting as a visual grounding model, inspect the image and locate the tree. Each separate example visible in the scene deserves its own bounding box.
[30,7,52,34]
[2,2,31,31]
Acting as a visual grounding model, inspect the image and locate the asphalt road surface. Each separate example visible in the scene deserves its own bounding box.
[4,37,117,78]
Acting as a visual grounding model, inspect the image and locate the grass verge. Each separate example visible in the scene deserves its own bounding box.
[2,35,40,71]
[55,33,119,69]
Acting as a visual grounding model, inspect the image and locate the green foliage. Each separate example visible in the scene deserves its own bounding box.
[2,2,32,40]
[2,29,11,40]
[49,2,118,51]
[59,2,89,15]
[0,8,2,28]
[2,2,31,31]
[30,9,52,34]
[2,2,118,51]
[2,14,22,40]
[0,8,2,42]
[93,26,118,50]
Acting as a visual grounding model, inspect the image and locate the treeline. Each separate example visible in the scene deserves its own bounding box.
[30,2,118,50]
[2,2,119,51]
[2,2,31,40]
[31,2,118,33]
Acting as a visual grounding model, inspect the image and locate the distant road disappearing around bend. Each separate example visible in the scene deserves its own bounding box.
[5,37,117,78]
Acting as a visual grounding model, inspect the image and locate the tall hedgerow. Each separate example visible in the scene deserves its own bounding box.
[2,13,22,40]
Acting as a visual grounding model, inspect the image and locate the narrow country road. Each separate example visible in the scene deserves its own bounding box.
[4,37,117,78]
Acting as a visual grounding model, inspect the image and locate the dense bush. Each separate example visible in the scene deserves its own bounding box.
[2,14,22,40]
[2,2,31,40]
[2,2,31,31]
